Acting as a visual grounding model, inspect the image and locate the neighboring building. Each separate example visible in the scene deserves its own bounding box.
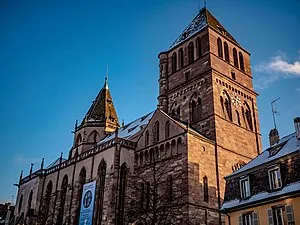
[14,7,262,225]
[221,118,300,225]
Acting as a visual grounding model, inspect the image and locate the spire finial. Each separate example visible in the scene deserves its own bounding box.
[104,65,109,89]
[204,0,207,8]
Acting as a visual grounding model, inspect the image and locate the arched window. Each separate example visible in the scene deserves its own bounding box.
[172,52,177,73]
[239,52,245,71]
[233,48,238,67]
[75,134,82,146]
[27,190,33,217]
[154,121,159,143]
[139,152,144,165]
[155,147,159,159]
[176,106,180,119]
[217,38,223,58]
[96,160,106,225]
[190,93,202,123]
[244,102,253,131]
[87,131,99,143]
[224,42,229,62]
[117,163,128,225]
[145,130,149,146]
[179,48,184,68]
[41,181,52,225]
[18,195,23,213]
[188,42,194,63]
[167,175,173,201]
[203,176,209,203]
[57,175,68,225]
[145,150,149,163]
[150,149,154,162]
[135,154,138,165]
[222,91,232,121]
[165,121,170,139]
[196,37,202,58]
[76,168,86,224]
[236,110,241,125]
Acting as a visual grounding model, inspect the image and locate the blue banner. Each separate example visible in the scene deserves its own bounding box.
[79,181,96,225]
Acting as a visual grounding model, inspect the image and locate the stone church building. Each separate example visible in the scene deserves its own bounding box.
[14,7,262,225]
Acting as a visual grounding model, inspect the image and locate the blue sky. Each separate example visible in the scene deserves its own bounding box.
[0,0,299,203]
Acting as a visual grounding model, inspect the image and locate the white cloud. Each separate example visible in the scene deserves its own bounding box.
[295,88,300,92]
[254,52,300,89]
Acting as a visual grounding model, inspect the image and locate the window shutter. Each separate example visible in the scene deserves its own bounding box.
[285,205,295,223]
[267,209,274,225]
[238,215,243,225]
[252,211,259,225]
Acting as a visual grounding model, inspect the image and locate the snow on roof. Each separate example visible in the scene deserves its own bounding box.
[46,157,67,169]
[99,111,155,144]
[228,132,299,177]
[221,181,300,211]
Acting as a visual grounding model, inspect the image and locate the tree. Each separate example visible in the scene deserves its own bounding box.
[124,151,196,225]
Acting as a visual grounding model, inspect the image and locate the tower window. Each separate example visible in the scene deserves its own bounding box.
[165,121,170,139]
[236,110,241,125]
[196,37,202,58]
[188,42,194,63]
[154,121,159,143]
[239,52,245,72]
[203,176,209,203]
[233,48,239,67]
[172,52,177,73]
[231,72,236,80]
[179,48,184,68]
[176,106,180,119]
[190,95,202,123]
[117,163,127,224]
[145,130,149,146]
[222,91,232,122]
[217,38,223,58]
[224,42,229,62]
[244,102,253,131]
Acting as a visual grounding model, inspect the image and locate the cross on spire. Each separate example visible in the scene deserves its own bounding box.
[104,65,109,89]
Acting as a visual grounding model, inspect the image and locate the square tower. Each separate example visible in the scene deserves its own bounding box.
[158,8,262,197]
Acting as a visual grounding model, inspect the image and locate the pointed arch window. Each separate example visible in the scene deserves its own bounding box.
[196,37,202,58]
[222,91,232,121]
[154,121,159,143]
[27,190,33,217]
[117,163,128,225]
[176,106,180,119]
[57,175,68,225]
[217,38,223,58]
[145,150,149,163]
[41,181,52,225]
[76,168,86,224]
[179,48,184,68]
[244,102,253,131]
[190,94,202,123]
[233,48,239,67]
[203,176,209,203]
[239,52,245,71]
[172,52,177,73]
[139,152,144,165]
[145,130,149,146]
[18,195,23,213]
[236,110,241,125]
[188,42,194,63]
[75,134,82,146]
[224,42,229,62]
[96,160,106,225]
[165,121,170,139]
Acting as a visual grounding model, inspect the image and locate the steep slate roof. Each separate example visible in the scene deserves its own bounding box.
[99,111,155,143]
[221,132,300,211]
[170,7,239,49]
[227,132,299,178]
[80,78,119,128]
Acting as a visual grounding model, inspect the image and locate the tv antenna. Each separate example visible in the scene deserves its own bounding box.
[271,97,280,129]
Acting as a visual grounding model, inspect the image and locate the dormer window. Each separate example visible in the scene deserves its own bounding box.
[268,166,282,191]
[240,176,250,199]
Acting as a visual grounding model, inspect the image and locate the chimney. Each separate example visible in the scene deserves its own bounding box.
[269,128,280,146]
[294,117,300,140]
